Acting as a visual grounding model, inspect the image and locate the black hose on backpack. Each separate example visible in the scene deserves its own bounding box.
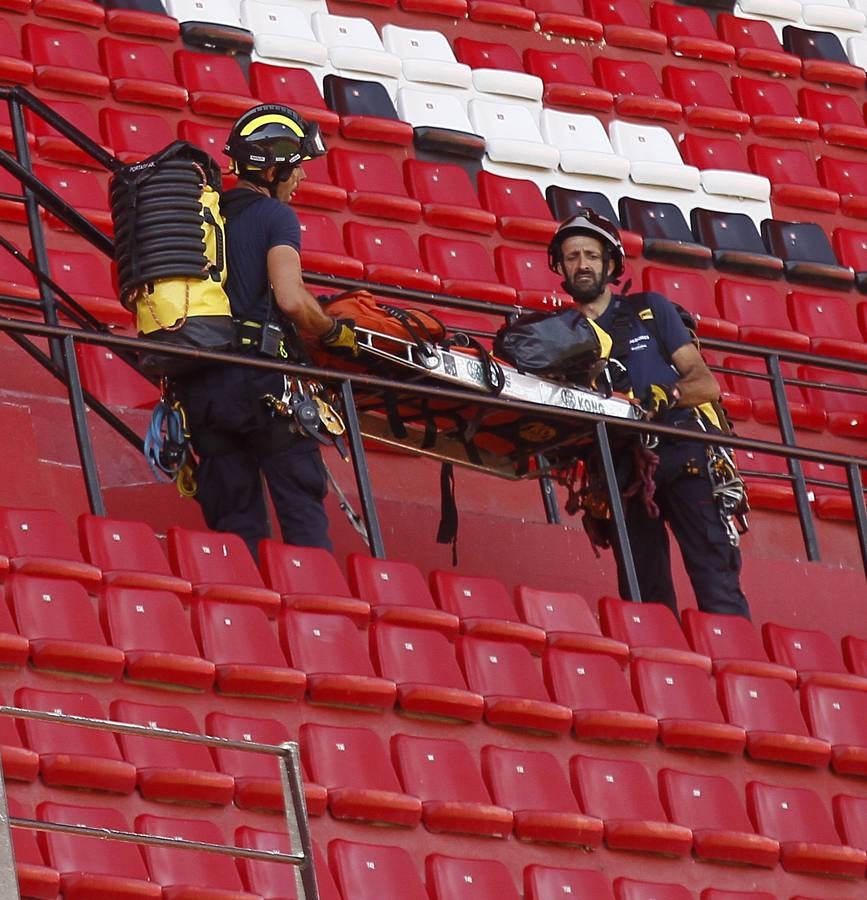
[110,142,223,310]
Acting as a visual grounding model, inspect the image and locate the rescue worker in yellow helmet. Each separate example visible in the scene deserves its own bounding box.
[173,104,357,559]
[548,209,750,619]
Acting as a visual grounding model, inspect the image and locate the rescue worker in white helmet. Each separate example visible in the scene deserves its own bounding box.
[173,104,358,559]
[548,209,751,619]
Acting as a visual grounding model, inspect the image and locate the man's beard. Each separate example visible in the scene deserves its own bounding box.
[563,270,606,303]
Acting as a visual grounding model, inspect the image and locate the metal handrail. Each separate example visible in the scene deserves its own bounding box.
[0,705,319,899]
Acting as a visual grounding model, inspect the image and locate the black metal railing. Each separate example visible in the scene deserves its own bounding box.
[1,85,866,589]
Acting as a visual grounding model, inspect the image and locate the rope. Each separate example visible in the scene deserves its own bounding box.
[144,400,191,485]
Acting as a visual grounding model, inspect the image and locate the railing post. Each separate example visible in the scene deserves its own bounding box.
[0,758,22,900]
[847,462,867,577]
[61,334,105,516]
[279,742,319,900]
[535,455,561,525]
[767,354,820,561]
[595,420,641,601]
[339,378,386,558]
[7,94,62,368]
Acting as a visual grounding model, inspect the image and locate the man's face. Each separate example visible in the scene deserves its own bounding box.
[274,163,305,203]
[558,234,612,303]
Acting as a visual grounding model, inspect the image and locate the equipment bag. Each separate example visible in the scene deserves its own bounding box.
[321,289,446,352]
[493,307,612,385]
[110,141,235,376]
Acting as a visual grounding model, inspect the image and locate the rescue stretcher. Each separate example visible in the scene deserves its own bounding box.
[344,324,643,480]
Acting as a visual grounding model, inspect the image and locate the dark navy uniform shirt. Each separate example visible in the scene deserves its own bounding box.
[222,189,302,323]
[596,291,694,424]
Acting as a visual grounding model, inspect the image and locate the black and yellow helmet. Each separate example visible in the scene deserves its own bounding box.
[225,104,326,173]
[548,208,625,282]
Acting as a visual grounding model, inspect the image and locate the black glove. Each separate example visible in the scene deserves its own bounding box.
[321,317,359,356]
[643,383,681,419]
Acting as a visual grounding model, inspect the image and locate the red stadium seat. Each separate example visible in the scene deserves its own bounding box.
[16,686,136,793]
[99,107,175,164]
[515,584,628,662]
[33,162,112,232]
[716,14,801,78]
[799,364,867,439]
[835,228,867,293]
[746,781,867,877]
[681,608,797,684]
[137,814,258,900]
[522,0,602,41]
[28,98,107,167]
[494,246,568,310]
[32,0,105,27]
[659,768,780,868]
[167,526,280,615]
[47,246,130,327]
[457,635,572,733]
[403,159,495,235]
[104,6,179,42]
[819,156,867,218]
[296,211,365,280]
[370,622,483,722]
[0,692,38,782]
[763,621,867,690]
[843,633,867,676]
[0,244,39,302]
[346,553,457,634]
[420,234,518,304]
[614,878,693,900]
[593,58,682,123]
[543,647,659,743]
[584,0,667,54]
[599,595,712,671]
[631,657,746,754]
[7,797,59,900]
[801,682,867,776]
[430,569,544,651]
[748,145,838,213]
[343,221,441,292]
[207,711,326,815]
[74,344,161,410]
[782,25,865,90]
[328,840,427,900]
[78,514,191,597]
[427,854,520,900]
[328,147,421,223]
[280,609,396,710]
[38,801,159,899]
[101,585,214,690]
[284,154,347,211]
[570,753,693,856]
[467,0,535,29]
[642,265,737,342]
[799,87,867,151]
[112,698,235,805]
[391,733,513,836]
[732,76,819,141]
[787,290,867,363]
[0,596,29,669]
[761,218,855,291]
[715,278,809,353]
[833,794,867,854]
[0,18,33,85]
[8,573,123,679]
[259,540,368,625]
[523,48,614,112]
[249,62,339,135]
[662,66,750,133]
[718,670,831,766]
[21,23,108,97]
[99,37,187,109]
[174,49,255,118]
[477,170,557,243]
[300,722,422,826]
[526,865,615,900]
[651,3,735,64]
[480,744,604,845]
[192,600,306,700]
[236,830,340,900]
[0,505,100,586]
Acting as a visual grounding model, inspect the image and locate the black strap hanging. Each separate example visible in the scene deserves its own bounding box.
[436,462,459,566]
